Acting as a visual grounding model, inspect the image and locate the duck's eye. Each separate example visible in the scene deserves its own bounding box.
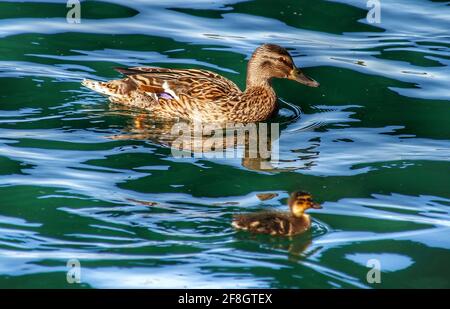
[278,57,290,66]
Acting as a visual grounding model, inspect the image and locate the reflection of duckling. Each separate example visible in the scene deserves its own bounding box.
[232,191,322,236]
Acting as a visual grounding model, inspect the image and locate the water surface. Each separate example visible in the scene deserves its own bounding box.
[0,0,449,288]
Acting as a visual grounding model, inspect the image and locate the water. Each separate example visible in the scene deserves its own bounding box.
[0,0,449,288]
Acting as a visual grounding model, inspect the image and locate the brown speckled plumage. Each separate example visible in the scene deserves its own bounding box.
[232,191,322,236]
[232,212,311,236]
[82,44,319,123]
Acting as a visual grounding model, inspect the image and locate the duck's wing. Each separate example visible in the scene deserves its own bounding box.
[115,67,241,101]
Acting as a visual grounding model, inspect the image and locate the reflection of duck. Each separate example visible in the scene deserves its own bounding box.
[232,191,322,236]
[82,44,319,123]
[108,110,297,172]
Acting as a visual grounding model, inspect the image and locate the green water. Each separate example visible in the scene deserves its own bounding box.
[0,0,449,288]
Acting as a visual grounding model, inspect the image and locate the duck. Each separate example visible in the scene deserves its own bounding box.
[232,191,322,236]
[82,44,319,123]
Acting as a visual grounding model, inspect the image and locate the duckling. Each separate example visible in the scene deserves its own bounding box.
[232,191,322,236]
[82,44,319,123]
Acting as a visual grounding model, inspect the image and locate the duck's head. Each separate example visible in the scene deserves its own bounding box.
[247,44,319,88]
[288,191,322,218]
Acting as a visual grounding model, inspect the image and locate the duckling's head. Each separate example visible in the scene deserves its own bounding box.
[247,44,319,88]
[288,191,322,218]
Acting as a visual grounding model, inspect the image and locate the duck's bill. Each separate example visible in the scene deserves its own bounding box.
[290,69,320,87]
[311,203,322,209]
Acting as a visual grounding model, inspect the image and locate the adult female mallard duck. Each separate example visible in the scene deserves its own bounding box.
[232,191,322,236]
[82,44,319,123]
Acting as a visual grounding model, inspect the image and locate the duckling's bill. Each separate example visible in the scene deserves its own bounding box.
[311,202,322,209]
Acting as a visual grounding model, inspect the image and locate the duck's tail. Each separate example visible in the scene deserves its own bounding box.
[82,79,134,97]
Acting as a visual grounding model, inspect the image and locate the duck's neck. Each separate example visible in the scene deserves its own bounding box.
[239,81,276,122]
[244,79,276,98]
[245,59,273,90]
[244,63,277,102]
[233,60,277,122]
[245,76,272,90]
